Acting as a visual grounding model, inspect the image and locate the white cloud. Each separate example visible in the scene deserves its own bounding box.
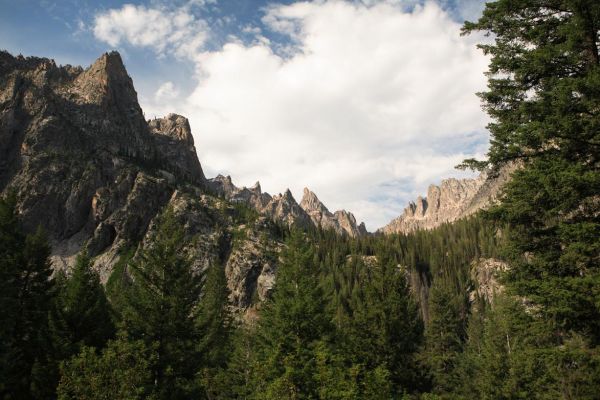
[154,81,180,102]
[93,3,208,59]
[96,0,490,231]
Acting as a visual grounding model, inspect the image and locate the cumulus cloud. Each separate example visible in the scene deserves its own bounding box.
[94,0,490,230]
[154,81,180,102]
[93,3,208,59]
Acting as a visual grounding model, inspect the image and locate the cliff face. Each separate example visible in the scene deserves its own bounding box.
[379,165,516,234]
[0,51,279,317]
[0,50,207,259]
[300,188,367,237]
[0,51,205,216]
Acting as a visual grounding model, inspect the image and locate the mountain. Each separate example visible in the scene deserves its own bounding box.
[208,176,367,237]
[0,51,285,316]
[379,164,516,234]
[0,50,364,317]
[299,188,367,237]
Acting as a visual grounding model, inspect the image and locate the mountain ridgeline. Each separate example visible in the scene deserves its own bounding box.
[379,163,516,234]
[0,50,368,308]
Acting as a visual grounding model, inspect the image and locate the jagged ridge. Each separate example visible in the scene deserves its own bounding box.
[378,164,517,234]
[207,175,367,237]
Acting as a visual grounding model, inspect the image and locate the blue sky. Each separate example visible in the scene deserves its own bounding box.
[0,0,491,230]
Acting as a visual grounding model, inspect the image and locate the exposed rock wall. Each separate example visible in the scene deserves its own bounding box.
[208,176,367,237]
[300,188,367,237]
[379,165,517,234]
[0,51,279,317]
[469,258,509,305]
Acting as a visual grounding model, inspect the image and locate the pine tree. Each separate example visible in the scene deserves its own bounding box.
[121,208,204,399]
[0,193,23,396]
[462,0,600,342]
[339,257,424,397]
[219,327,261,399]
[0,194,56,399]
[423,276,468,394]
[195,263,232,398]
[51,252,115,358]
[57,332,157,400]
[458,1,600,396]
[253,230,333,399]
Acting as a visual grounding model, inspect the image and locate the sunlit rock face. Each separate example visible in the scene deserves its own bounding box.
[300,188,367,237]
[207,178,367,237]
[379,164,517,234]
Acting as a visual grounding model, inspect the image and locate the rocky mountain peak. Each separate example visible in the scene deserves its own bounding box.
[379,164,517,234]
[72,52,140,111]
[148,113,194,145]
[300,187,331,215]
[297,187,367,237]
[207,177,368,235]
[414,196,427,217]
[282,189,294,200]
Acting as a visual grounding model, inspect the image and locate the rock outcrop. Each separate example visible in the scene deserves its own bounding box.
[0,51,208,261]
[208,176,367,237]
[469,258,509,305]
[379,165,517,234]
[300,188,367,237]
[0,51,279,317]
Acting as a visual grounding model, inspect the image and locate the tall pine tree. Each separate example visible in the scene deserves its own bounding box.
[121,208,204,400]
[462,0,600,339]
[461,0,600,396]
[252,230,333,399]
[0,194,56,399]
[51,252,115,358]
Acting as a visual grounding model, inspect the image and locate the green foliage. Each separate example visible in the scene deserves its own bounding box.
[423,277,468,394]
[456,1,600,397]
[121,208,204,399]
[105,247,135,318]
[455,294,600,400]
[463,0,600,166]
[0,194,56,399]
[57,332,158,400]
[335,256,424,396]
[195,263,233,398]
[51,252,115,358]
[489,158,600,340]
[251,231,334,399]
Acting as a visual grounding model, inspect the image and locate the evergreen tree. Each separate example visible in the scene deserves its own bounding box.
[423,276,468,394]
[219,327,261,400]
[339,257,424,397]
[121,208,204,400]
[253,230,334,399]
[195,263,232,398]
[0,194,56,399]
[57,332,157,400]
[51,252,115,358]
[0,193,23,396]
[462,0,600,341]
[460,1,600,396]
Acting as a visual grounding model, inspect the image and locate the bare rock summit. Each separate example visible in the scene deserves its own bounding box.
[379,164,517,234]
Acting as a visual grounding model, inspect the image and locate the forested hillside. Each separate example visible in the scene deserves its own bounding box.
[1,190,506,398]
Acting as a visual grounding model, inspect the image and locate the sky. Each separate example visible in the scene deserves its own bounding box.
[0,0,491,231]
